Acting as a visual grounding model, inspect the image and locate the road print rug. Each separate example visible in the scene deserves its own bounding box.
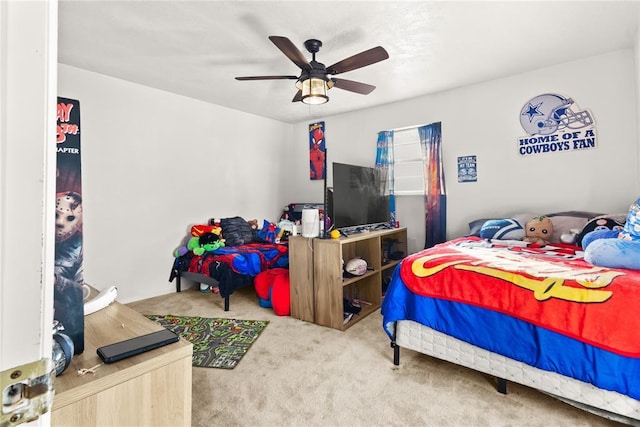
[145,314,268,369]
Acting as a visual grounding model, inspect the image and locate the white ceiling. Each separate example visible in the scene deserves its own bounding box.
[58,1,640,124]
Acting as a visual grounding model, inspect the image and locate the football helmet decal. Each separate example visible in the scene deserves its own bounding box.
[520,93,593,136]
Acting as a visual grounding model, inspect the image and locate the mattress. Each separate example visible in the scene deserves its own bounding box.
[393,319,640,426]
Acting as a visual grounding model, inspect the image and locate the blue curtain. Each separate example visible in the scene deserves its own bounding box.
[375,131,395,226]
[418,122,446,248]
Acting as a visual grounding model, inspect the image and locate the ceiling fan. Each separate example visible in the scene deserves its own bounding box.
[235,36,389,105]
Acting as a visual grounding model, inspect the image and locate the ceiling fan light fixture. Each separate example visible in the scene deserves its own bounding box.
[236,36,389,106]
[301,77,329,105]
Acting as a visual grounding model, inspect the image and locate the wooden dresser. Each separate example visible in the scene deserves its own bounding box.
[51,299,192,426]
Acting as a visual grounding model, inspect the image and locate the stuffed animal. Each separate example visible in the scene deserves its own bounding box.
[186,232,225,256]
[583,197,640,270]
[247,219,259,230]
[173,245,189,258]
[174,225,224,257]
[522,215,553,245]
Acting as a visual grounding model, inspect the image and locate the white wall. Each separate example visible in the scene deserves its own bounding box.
[58,65,293,302]
[287,50,639,254]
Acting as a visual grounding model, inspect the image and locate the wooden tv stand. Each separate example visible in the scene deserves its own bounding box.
[51,298,193,426]
[289,227,407,330]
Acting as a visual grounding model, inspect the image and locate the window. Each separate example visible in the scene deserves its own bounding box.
[391,127,424,196]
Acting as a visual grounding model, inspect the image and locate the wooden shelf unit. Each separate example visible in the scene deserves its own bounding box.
[290,227,407,331]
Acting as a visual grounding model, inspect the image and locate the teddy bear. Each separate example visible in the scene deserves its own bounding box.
[522,215,554,245]
[583,197,640,270]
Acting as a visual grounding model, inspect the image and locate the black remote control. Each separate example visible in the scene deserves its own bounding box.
[97,328,179,363]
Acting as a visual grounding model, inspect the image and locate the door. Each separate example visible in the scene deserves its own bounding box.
[1,1,57,424]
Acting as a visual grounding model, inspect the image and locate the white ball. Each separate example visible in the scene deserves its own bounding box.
[345,258,368,276]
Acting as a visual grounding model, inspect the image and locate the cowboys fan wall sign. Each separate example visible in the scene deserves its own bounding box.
[518,93,596,156]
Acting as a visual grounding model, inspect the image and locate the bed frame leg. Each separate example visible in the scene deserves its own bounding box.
[391,341,400,365]
[496,378,507,394]
[391,321,400,366]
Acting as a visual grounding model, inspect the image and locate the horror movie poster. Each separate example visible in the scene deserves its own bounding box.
[55,97,84,354]
[309,121,326,180]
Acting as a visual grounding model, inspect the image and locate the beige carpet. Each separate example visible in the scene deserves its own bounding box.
[128,286,626,427]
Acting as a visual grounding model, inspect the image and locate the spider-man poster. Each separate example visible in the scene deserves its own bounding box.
[55,97,84,354]
[309,121,326,180]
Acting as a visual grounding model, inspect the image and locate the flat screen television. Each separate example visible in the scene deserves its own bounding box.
[328,162,390,231]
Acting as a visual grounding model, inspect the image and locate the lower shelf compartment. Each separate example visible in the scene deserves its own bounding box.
[342,302,380,329]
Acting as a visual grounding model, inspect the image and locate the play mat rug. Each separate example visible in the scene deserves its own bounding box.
[145,314,268,369]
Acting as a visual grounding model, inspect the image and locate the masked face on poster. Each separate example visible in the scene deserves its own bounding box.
[55,191,83,242]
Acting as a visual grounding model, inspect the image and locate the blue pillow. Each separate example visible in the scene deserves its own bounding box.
[479,219,525,240]
[257,220,277,243]
[467,218,496,236]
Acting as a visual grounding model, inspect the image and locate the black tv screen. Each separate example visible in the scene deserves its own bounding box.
[330,162,390,230]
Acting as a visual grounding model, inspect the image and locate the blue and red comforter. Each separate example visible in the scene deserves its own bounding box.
[190,243,288,277]
[382,237,640,399]
[172,242,289,297]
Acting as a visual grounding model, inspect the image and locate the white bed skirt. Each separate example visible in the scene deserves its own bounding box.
[394,320,640,426]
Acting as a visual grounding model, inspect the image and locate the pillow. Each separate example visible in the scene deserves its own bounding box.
[468,213,536,238]
[511,213,539,229]
[576,214,626,248]
[479,218,525,240]
[218,216,255,246]
[545,211,603,244]
[546,216,590,243]
[257,220,278,243]
[467,218,495,237]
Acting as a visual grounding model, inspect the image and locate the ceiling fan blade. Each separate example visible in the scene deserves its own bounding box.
[326,46,389,75]
[292,90,302,103]
[269,36,310,70]
[332,78,376,95]
[235,75,298,81]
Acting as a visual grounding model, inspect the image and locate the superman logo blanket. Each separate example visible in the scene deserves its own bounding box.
[396,237,640,357]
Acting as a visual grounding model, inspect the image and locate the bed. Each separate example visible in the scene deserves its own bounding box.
[169,216,289,310]
[382,235,640,425]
